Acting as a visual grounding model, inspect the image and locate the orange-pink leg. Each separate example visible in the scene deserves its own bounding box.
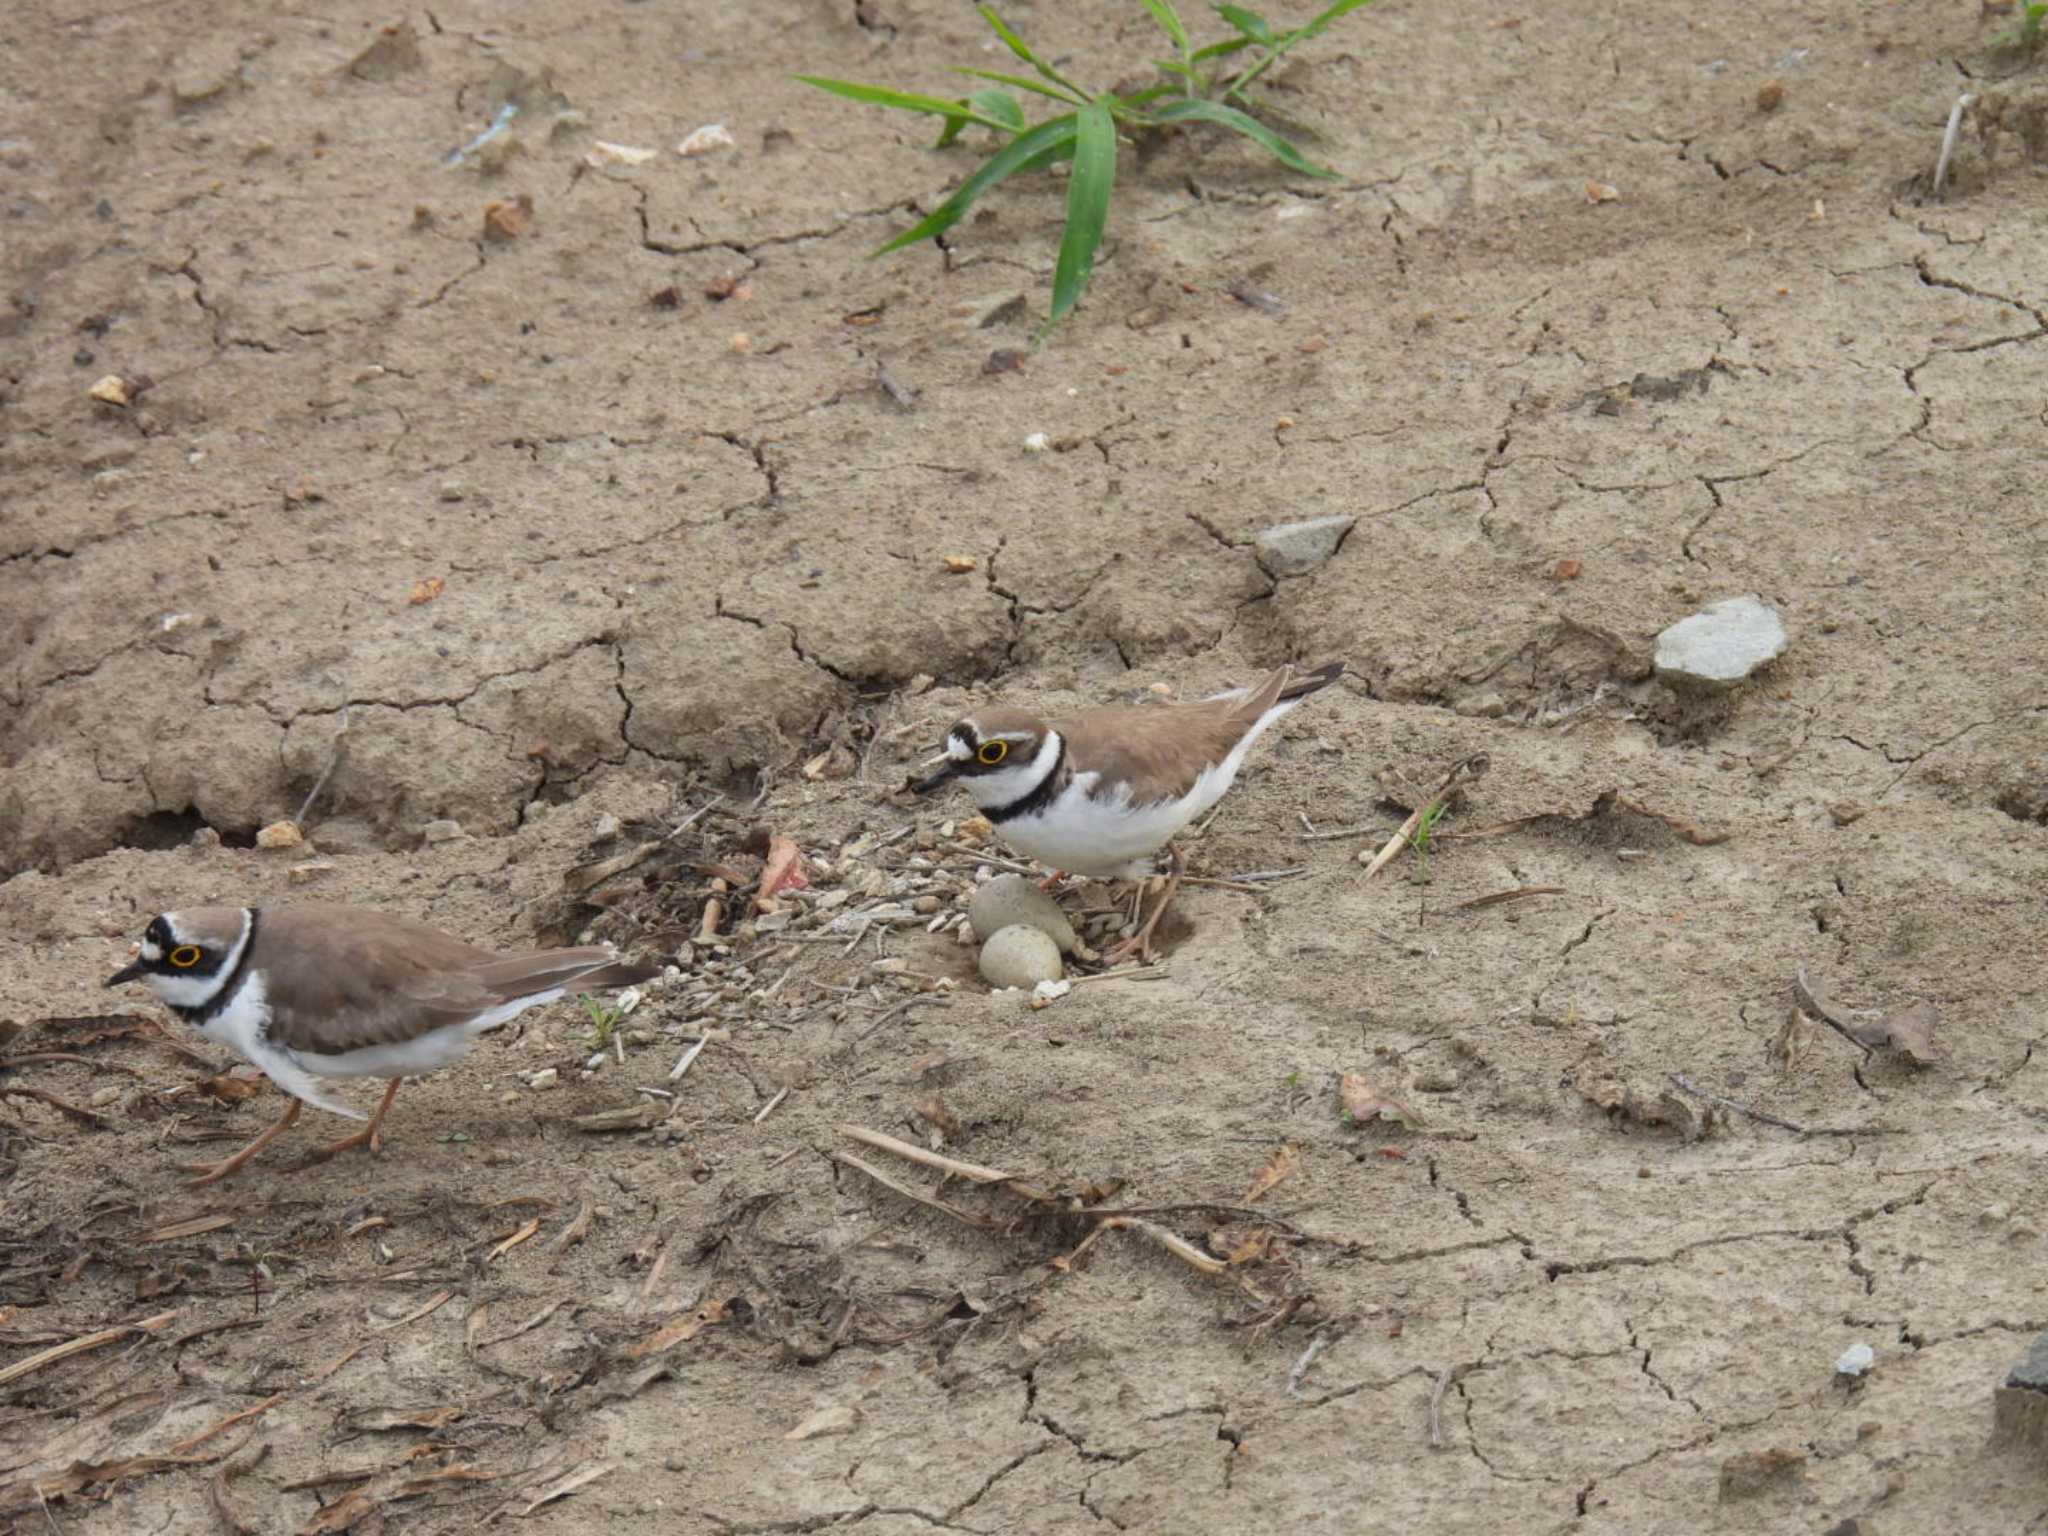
[1101,844,1186,966]
[179,1098,303,1187]
[298,1078,402,1166]
[1036,869,1067,891]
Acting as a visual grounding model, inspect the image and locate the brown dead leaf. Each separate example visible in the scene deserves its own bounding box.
[339,1403,464,1435]
[481,193,533,241]
[486,1217,541,1261]
[569,1101,666,1134]
[1220,1227,1273,1266]
[1339,1071,1425,1129]
[1584,180,1619,203]
[941,554,978,573]
[406,575,444,605]
[1243,1143,1298,1203]
[756,834,808,912]
[198,1072,264,1104]
[297,1485,373,1534]
[520,1459,617,1516]
[627,1298,730,1359]
[912,1095,960,1139]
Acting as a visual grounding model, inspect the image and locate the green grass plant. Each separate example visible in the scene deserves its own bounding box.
[799,0,1374,335]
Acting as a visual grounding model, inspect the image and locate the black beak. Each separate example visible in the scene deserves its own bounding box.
[910,762,959,795]
[105,960,146,988]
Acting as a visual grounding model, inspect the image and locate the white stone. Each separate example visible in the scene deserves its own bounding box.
[1252,514,1355,577]
[1834,1343,1875,1377]
[1654,594,1788,689]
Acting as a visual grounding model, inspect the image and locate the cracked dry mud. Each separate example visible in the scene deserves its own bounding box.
[4,1,2048,1532]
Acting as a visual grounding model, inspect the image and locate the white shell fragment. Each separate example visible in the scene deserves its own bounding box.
[1835,1343,1875,1378]
[677,123,736,156]
[588,140,657,167]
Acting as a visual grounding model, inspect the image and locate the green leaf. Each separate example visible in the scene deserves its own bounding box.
[1188,35,1252,64]
[967,87,1028,133]
[1153,97,1337,178]
[976,5,1091,100]
[951,65,1084,105]
[874,114,1080,257]
[1138,0,1189,51]
[795,76,1016,134]
[1047,98,1116,331]
[1216,4,1276,45]
[1291,0,1379,42]
[934,86,1024,150]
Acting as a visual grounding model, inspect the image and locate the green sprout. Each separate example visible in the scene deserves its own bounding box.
[798,0,1375,335]
[1409,800,1448,884]
[1996,3,2048,54]
[580,994,623,1053]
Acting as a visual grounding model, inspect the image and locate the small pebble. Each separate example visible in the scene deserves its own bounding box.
[1835,1343,1875,1378]
[528,1068,559,1090]
[89,1086,123,1109]
[422,818,464,843]
[255,820,303,850]
[978,924,1064,990]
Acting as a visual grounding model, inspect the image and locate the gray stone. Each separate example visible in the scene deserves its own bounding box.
[1252,515,1355,578]
[969,873,1078,954]
[422,818,465,843]
[1994,1333,2048,1451]
[978,924,1065,990]
[1654,594,1788,689]
[2007,1332,2048,1393]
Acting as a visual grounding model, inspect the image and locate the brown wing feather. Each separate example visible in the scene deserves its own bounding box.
[1052,664,1340,802]
[256,906,651,1055]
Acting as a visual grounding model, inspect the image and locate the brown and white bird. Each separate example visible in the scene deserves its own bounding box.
[913,660,1345,961]
[105,903,658,1186]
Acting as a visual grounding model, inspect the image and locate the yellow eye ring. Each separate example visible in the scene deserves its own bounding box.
[168,945,202,969]
[977,740,1008,765]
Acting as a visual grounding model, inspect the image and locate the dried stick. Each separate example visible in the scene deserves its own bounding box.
[1362,755,1488,879]
[835,1123,1017,1184]
[1286,1328,1333,1399]
[1933,92,1974,201]
[831,1150,992,1229]
[295,704,350,826]
[1427,1367,1453,1448]
[0,1309,178,1387]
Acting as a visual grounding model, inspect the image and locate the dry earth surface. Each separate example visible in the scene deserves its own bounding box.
[5,0,2048,1531]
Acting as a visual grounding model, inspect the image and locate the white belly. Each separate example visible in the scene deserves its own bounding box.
[997,770,1224,878]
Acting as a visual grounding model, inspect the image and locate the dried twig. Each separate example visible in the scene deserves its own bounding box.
[1661,1072,1902,1138]
[1296,823,1384,842]
[546,1193,595,1254]
[830,1150,991,1229]
[836,1123,1017,1184]
[0,1085,108,1125]
[1448,886,1567,913]
[854,993,949,1043]
[0,1309,177,1387]
[1286,1328,1333,1399]
[295,703,350,826]
[752,1086,790,1124]
[1933,92,1974,201]
[1427,1367,1453,1448]
[941,842,1040,875]
[1362,755,1488,879]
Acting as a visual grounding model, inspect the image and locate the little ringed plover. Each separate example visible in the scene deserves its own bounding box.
[912,660,1344,961]
[106,903,658,1186]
